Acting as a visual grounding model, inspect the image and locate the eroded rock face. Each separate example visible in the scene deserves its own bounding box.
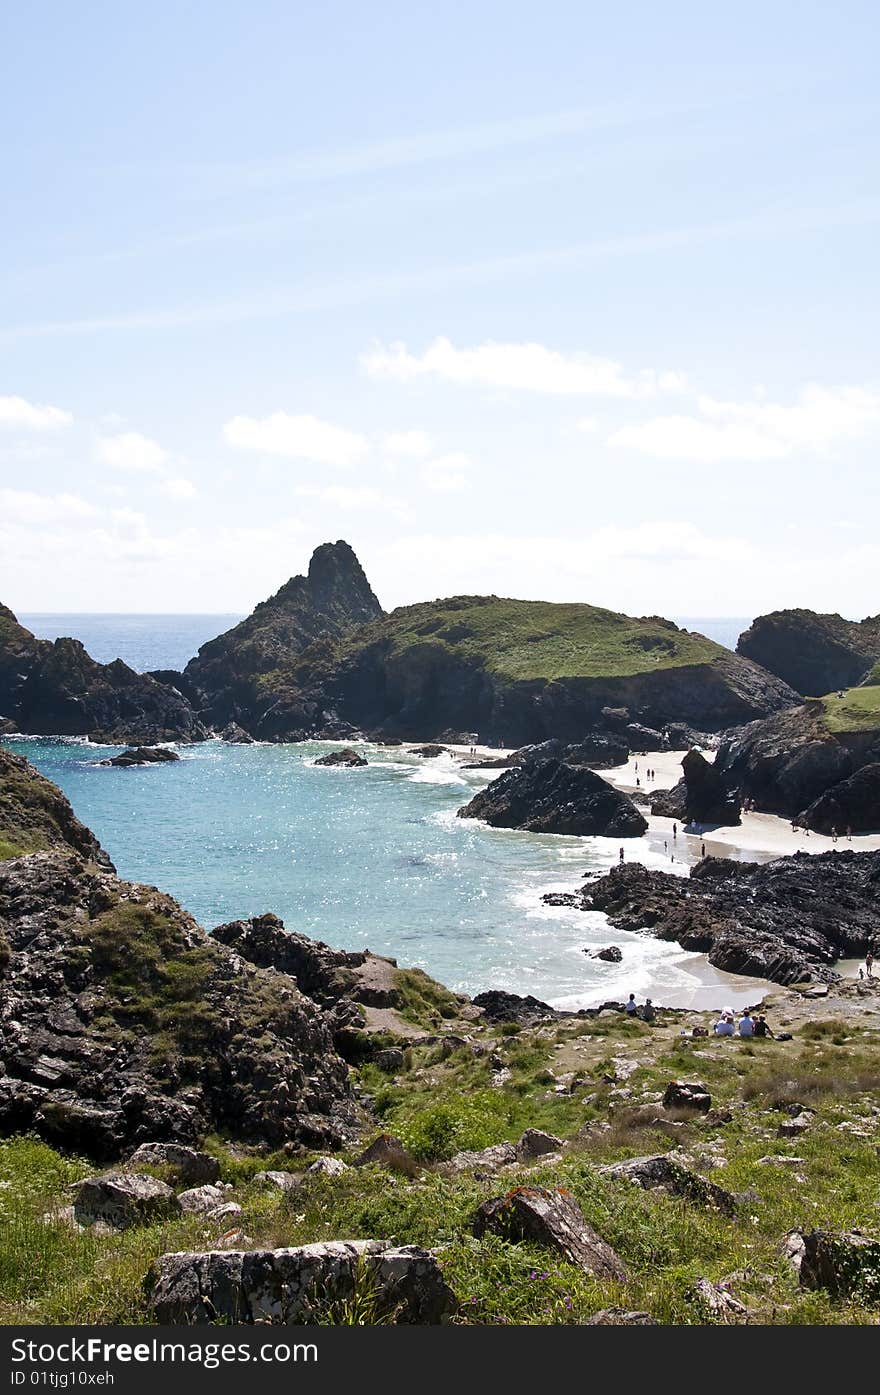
[0,845,353,1160]
[458,759,648,837]
[147,1241,458,1324]
[652,749,741,827]
[557,852,880,984]
[472,1186,627,1280]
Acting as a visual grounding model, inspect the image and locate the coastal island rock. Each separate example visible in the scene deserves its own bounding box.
[651,748,741,826]
[99,747,181,768]
[457,759,648,837]
[314,747,368,767]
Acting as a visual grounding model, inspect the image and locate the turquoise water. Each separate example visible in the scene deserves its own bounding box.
[6,735,766,1011]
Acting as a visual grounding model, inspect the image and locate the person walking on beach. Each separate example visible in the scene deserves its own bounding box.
[867,949,875,978]
[701,842,706,858]
[672,823,678,839]
[619,847,625,863]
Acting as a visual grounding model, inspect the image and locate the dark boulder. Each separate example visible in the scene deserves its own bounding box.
[663,1081,711,1112]
[314,747,367,767]
[471,990,558,1025]
[591,945,623,962]
[458,759,648,837]
[654,749,741,826]
[798,1228,880,1302]
[407,744,446,758]
[99,747,181,768]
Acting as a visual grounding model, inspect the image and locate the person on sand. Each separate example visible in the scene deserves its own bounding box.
[672,823,678,839]
[754,1014,774,1038]
[619,847,625,863]
[738,1010,755,1037]
[701,842,706,858]
[867,950,875,978]
[625,993,638,1014]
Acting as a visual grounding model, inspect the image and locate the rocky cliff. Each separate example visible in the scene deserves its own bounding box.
[330,595,799,746]
[174,540,383,739]
[0,605,204,743]
[0,753,355,1160]
[737,609,880,696]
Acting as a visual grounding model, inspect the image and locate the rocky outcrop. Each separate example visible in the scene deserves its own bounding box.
[0,759,355,1159]
[457,759,648,837]
[553,852,880,984]
[99,747,181,768]
[176,541,383,740]
[650,749,741,826]
[332,596,799,746]
[710,703,880,827]
[738,610,880,696]
[800,764,880,834]
[147,1241,458,1324]
[0,606,205,743]
[471,990,559,1025]
[0,747,112,867]
[473,1186,627,1280]
[126,1143,220,1184]
[314,747,367,767]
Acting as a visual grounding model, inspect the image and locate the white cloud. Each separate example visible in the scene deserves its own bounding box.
[0,395,72,430]
[0,488,97,524]
[383,429,434,458]
[421,451,472,493]
[611,384,880,461]
[163,476,198,499]
[295,483,412,521]
[224,411,367,466]
[362,337,688,399]
[98,431,168,473]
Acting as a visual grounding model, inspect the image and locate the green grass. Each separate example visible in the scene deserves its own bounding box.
[344,596,724,683]
[820,684,880,733]
[394,967,462,1028]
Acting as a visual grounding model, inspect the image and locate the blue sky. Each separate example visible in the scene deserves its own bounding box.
[1,1,879,616]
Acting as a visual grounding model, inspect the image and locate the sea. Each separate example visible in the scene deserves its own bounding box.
[8,613,763,1011]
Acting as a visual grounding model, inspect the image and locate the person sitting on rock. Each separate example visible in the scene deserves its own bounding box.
[753,1014,774,1038]
[738,1010,755,1037]
[625,993,638,1014]
[713,1012,735,1036]
[640,997,656,1023]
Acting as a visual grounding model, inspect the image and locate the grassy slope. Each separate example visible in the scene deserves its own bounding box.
[4,998,880,1325]
[344,597,724,683]
[820,684,880,734]
[0,748,97,862]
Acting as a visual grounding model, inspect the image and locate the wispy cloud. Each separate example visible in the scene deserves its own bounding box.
[363,337,688,399]
[611,385,880,461]
[97,431,168,473]
[0,395,73,430]
[224,412,368,466]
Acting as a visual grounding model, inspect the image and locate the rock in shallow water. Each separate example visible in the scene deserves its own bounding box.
[458,759,648,837]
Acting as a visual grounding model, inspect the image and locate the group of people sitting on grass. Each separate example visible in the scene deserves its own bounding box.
[713,1007,772,1037]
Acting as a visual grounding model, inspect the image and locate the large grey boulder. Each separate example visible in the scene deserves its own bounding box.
[799,1228,880,1301]
[472,1186,627,1280]
[602,1154,736,1215]
[177,1185,228,1215]
[252,1170,302,1193]
[147,1241,457,1324]
[127,1143,220,1184]
[74,1172,180,1230]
